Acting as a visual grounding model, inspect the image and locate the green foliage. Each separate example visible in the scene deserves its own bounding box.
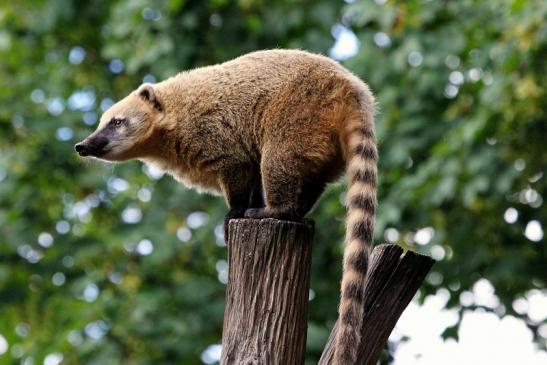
[343,0,546,323]
[0,0,545,364]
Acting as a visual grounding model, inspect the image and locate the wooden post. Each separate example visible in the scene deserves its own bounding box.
[221,218,314,365]
[220,218,433,365]
[318,244,435,365]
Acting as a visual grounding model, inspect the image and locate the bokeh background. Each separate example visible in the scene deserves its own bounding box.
[1,0,546,364]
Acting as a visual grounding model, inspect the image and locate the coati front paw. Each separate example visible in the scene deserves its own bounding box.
[244,207,302,222]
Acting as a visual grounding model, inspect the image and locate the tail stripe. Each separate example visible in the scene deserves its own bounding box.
[350,219,373,242]
[350,126,375,139]
[346,250,370,274]
[341,307,358,324]
[354,143,378,161]
[343,282,366,301]
[349,194,376,212]
[351,168,377,185]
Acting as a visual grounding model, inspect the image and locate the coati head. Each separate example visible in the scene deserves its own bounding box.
[74,83,163,162]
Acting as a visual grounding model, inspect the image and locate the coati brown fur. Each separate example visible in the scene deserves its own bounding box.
[75,49,377,365]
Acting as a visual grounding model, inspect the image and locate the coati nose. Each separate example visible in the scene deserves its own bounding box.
[74,142,88,155]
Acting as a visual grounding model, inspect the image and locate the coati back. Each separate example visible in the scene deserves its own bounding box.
[75,49,377,365]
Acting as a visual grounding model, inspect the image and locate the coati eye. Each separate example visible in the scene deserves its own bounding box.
[111,118,124,127]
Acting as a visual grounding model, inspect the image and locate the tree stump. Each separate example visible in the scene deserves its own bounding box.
[221,218,314,365]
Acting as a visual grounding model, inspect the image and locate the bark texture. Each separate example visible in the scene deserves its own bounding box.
[221,218,314,365]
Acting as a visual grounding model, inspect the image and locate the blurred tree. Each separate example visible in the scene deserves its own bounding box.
[0,0,545,365]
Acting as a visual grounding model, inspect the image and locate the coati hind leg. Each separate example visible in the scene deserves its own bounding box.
[244,147,329,222]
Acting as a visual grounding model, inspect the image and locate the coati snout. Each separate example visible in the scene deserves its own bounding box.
[75,133,109,157]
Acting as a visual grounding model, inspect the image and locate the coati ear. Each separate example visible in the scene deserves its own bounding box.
[137,83,163,112]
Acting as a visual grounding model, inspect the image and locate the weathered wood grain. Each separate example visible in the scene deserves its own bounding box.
[221,218,314,365]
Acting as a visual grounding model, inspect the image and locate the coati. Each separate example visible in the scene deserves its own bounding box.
[75,49,377,365]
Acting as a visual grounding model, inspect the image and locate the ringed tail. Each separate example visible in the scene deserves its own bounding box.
[334,99,377,364]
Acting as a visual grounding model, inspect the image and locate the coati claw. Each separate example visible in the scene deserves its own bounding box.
[244,208,265,219]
